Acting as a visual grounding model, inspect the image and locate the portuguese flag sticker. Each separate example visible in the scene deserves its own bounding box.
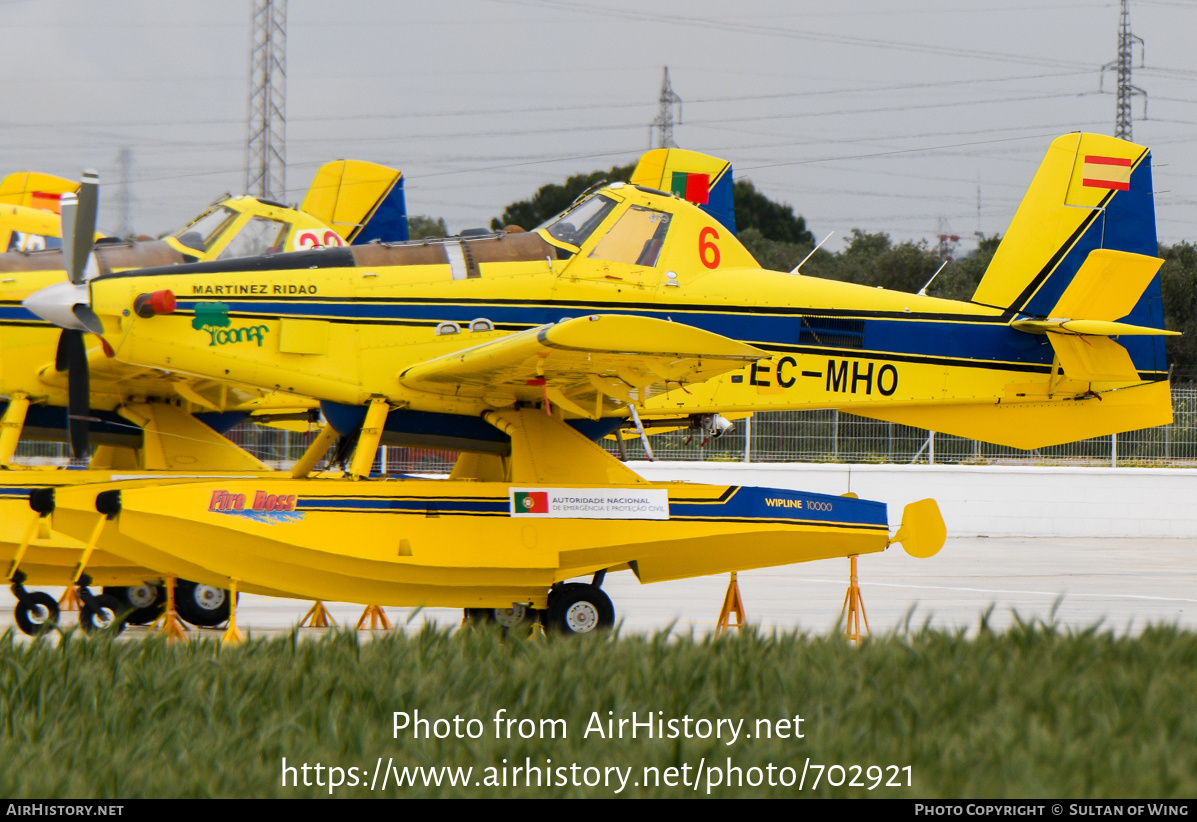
[513,491,549,514]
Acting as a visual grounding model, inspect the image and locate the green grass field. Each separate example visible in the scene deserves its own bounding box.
[1,617,1195,798]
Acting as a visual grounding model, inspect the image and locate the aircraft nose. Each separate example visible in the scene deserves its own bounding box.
[23,280,104,333]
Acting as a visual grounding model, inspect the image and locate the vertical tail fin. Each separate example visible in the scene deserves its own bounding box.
[630,148,736,234]
[0,172,78,214]
[974,132,1166,376]
[300,160,408,244]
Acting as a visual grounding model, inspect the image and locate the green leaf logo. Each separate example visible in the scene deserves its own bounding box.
[192,301,230,330]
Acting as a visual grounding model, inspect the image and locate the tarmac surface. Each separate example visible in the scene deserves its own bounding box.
[2,536,1194,639]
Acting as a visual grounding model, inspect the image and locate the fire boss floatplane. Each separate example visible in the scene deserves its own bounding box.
[0,161,407,634]
[24,134,1173,635]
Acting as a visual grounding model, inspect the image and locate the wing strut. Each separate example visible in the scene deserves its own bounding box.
[627,404,656,462]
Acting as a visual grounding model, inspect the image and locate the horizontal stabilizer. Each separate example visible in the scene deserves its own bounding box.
[400,315,764,417]
[1050,248,1162,321]
[1012,318,1177,337]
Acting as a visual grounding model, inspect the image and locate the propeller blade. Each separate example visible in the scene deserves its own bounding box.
[62,170,99,285]
[61,329,91,459]
[72,304,105,335]
[54,329,71,373]
[60,192,78,281]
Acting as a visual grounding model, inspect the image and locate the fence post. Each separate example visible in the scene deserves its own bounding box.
[1111,432,1117,468]
[743,415,752,463]
[929,430,936,465]
[833,410,839,461]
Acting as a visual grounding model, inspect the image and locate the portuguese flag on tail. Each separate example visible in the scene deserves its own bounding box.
[670,171,710,205]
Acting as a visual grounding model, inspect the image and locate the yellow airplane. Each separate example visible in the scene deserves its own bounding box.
[24,133,1166,634]
[0,161,406,633]
[0,171,80,253]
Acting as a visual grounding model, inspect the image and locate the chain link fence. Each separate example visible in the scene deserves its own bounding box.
[16,386,1197,472]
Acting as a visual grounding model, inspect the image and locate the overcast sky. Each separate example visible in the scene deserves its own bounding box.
[1,0,1194,252]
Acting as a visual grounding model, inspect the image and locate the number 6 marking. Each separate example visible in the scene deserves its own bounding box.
[699,226,720,269]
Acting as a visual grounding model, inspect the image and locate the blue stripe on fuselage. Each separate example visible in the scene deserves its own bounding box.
[178,298,1060,371]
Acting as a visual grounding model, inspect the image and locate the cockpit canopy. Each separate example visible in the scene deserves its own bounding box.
[539,192,673,268]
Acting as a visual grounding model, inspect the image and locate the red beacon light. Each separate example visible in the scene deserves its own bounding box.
[133,289,176,318]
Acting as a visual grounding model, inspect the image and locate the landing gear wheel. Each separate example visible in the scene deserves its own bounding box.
[546,583,614,635]
[463,608,494,625]
[494,604,530,628]
[103,585,166,626]
[15,591,59,636]
[464,605,534,628]
[79,593,126,635]
[175,581,232,628]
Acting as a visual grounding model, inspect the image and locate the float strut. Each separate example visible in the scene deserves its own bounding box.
[840,555,869,642]
[299,601,337,628]
[0,393,29,466]
[220,579,245,644]
[356,604,392,630]
[715,571,746,635]
[152,575,189,642]
[291,425,339,479]
[349,398,390,480]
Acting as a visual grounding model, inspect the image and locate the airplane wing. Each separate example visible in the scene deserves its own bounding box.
[399,315,765,419]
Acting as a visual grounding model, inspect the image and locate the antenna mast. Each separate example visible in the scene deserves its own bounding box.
[649,67,683,149]
[246,0,287,200]
[115,147,133,239]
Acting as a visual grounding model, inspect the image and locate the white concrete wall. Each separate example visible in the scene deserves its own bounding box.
[626,461,1197,539]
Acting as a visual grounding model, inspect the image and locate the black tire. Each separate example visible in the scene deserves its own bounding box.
[493,604,533,628]
[545,583,614,635]
[463,608,494,625]
[79,593,126,635]
[103,585,166,626]
[464,605,533,629]
[175,580,232,627]
[14,591,59,636]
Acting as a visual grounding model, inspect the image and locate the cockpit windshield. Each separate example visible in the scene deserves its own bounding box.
[217,215,290,260]
[539,194,617,248]
[173,206,237,253]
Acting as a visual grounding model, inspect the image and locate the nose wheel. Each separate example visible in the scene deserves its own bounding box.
[14,590,59,636]
[79,593,125,634]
